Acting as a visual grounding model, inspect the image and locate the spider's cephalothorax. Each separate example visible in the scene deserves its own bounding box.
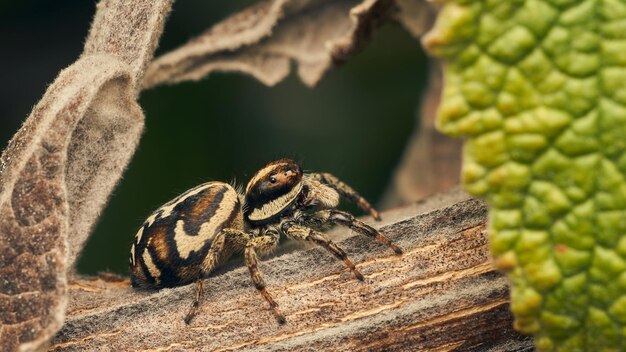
[243,159,303,224]
[129,158,402,325]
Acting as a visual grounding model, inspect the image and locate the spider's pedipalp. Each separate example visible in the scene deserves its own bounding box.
[308,172,381,221]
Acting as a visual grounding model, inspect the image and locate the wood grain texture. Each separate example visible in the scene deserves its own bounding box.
[51,189,533,351]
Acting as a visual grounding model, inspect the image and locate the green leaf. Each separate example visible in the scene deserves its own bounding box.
[425,0,626,350]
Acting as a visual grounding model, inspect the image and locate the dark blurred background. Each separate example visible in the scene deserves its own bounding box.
[0,1,428,275]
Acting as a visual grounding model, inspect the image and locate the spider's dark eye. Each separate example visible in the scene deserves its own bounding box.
[269,175,277,183]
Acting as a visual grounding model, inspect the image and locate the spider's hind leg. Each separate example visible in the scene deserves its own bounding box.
[184,277,204,324]
[305,210,402,255]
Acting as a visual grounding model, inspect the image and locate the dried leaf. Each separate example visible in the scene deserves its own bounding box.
[0,54,141,352]
[381,61,462,207]
[0,1,172,351]
[381,2,461,206]
[66,0,173,268]
[391,0,437,38]
[144,0,400,88]
[83,1,173,95]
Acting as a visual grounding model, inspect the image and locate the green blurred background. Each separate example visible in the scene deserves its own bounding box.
[0,1,429,275]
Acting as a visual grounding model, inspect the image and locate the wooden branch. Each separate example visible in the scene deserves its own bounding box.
[50,189,533,351]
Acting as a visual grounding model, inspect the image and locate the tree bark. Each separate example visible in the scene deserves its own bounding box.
[50,189,532,351]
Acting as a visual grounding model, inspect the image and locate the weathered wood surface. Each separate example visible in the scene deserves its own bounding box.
[50,189,533,351]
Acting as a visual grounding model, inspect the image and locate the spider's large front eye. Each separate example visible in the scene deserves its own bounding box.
[269,175,277,183]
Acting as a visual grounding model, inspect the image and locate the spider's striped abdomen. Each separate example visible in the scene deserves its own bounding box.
[130,182,243,289]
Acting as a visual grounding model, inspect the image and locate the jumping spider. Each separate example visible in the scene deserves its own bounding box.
[129,159,402,324]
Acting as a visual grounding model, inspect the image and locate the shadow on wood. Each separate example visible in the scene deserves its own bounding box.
[50,189,533,351]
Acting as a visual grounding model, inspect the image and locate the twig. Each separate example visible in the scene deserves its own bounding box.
[51,189,533,351]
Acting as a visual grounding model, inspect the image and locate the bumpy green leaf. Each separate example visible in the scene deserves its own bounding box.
[424,1,626,350]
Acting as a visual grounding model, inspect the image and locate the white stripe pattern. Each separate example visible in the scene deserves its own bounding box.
[248,182,303,221]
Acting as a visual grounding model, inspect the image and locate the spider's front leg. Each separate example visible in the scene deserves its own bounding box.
[309,172,381,221]
[243,232,285,324]
[282,222,364,281]
[185,228,251,324]
[303,210,402,255]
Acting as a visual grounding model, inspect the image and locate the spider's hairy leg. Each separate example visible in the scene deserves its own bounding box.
[244,235,285,324]
[185,278,204,325]
[282,222,364,281]
[307,210,402,255]
[185,228,250,325]
[309,172,381,221]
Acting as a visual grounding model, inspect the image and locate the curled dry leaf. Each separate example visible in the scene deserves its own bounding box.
[381,61,462,207]
[67,0,173,269]
[0,57,141,352]
[391,0,438,38]
[144,0,399,89]
[0,1,173,351]
[381,1,462,207]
